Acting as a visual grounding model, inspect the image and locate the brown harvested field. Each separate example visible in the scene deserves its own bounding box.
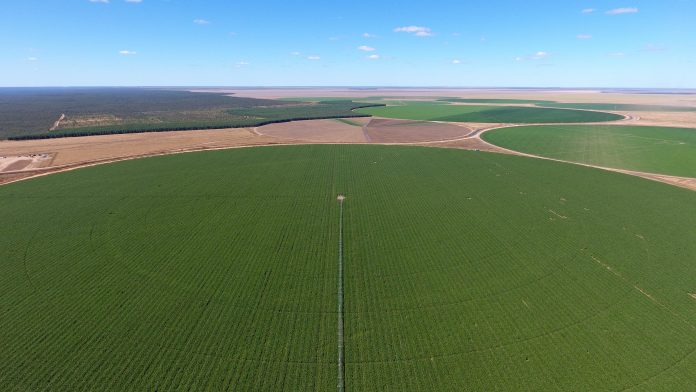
[0,128,280,168]
[257,119,367,142]
[0,128,284,184]
[619,111,696,128]
[364,118,472,143]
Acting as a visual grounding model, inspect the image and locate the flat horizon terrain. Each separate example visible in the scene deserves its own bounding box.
[3,145,696,390]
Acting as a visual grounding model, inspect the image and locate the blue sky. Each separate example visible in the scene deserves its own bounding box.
[2,0,694,87]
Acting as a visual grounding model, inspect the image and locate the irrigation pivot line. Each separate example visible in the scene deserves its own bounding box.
[336,194,346,392]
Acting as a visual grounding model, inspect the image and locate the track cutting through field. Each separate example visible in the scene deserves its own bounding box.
[337,195,346,392]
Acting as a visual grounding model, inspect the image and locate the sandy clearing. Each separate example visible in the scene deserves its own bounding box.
[257,119,367,143]
[49,114,66,132]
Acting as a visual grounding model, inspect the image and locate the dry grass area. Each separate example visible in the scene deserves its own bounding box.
[257,119,367,142]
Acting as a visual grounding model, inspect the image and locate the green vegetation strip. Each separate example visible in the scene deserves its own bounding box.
[483,124,696,177]
[3,145,696,390]
[356,101,624,123]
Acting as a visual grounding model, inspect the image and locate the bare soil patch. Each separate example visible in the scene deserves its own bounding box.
[257,119,367,142]
[0,154,52,172]
[365,118,472,143]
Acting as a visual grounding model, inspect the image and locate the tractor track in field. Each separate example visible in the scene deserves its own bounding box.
[336,195,346,392]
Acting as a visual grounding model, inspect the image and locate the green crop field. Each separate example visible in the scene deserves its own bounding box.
[437,99,696,112]
[355,102,624,123]
[483,125,696,177]
[439,98,556,105]
[3,145,696,390]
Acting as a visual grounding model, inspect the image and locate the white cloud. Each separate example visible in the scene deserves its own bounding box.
[89,0,109,3]
[358,45,376,52]
[367,54,380,60]
[644,43,666,52]
[518,51,549,61]
[193,19,210,25]
[362,33,376,38]
[125,0,142,3]
[235,61,250,68]
[27,57,38,61]
[119,50,137,55]
[394,26,433,37]
[307,55,320,60]
[581,8,595,13]
[577,34,592,39]
[290,51,301,56]
[606,7,638,15]
[452,59,462,64]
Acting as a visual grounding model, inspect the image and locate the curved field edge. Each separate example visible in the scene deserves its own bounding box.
[355,103,625,123]
[3,145,696,390]
[482,124,696,178]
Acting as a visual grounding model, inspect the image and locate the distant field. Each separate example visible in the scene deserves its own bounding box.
[538,102,696,112]
[3,145,696,390]
[483,125,696,177]
[356,102,625,123]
